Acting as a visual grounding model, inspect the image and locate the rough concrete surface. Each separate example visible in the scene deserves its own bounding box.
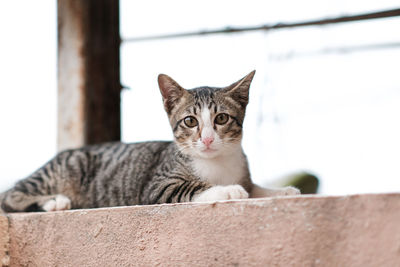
[5,194,400,266]
[0,214,10,266]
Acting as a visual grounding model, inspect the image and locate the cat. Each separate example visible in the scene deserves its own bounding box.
[0,70,299,212]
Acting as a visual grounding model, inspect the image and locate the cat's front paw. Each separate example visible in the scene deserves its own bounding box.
[280,186,301,196]
[193,185,249,202]
[41,195,71,212]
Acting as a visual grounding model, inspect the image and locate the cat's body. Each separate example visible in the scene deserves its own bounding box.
[0,71,298,213]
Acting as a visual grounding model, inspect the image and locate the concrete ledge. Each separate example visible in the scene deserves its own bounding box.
[0,215,10,267]
[5,194,400,266]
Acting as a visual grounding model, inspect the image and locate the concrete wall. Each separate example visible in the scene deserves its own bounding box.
[2,194,400,266]
[0,215,9,266]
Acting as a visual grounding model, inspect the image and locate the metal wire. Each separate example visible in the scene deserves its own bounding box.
[123,8,400,43]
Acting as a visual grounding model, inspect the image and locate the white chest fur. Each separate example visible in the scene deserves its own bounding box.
[191,152,247,185]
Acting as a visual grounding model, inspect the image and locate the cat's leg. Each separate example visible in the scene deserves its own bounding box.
[1,155,74,212]
[1,190,71,212]
[192,185,249,202]
[37,194,71,212]
[250,183,300,198]
[143,176,249,204]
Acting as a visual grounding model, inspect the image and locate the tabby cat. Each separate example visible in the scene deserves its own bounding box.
[0,71,299,212]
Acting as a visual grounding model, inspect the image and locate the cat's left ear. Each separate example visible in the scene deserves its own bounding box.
[158,74,186,114]
[223,70,256,108]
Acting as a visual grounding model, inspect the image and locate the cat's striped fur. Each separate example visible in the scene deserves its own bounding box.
[0,71,299,212]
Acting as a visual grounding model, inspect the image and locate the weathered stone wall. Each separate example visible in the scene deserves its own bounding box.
[3,194,400,266]
[0,215,10,267]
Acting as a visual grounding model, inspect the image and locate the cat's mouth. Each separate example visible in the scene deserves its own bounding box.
[202,147,217,153]
[196,147,220,158]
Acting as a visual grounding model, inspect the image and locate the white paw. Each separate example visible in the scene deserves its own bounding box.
[41,195,71,212]
[280,186,301,196]
[193,185,249,202]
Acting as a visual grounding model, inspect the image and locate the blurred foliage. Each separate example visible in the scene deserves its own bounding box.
[284,172,319,194]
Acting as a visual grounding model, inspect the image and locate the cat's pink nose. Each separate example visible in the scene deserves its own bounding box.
[202,137,214,147]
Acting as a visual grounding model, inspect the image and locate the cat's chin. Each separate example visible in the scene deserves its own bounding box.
[184,148,222,159]
[197,149,220,159]
[193,147,237,159]
[178,143,241,159]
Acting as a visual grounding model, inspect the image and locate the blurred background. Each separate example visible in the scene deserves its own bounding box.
[0,1,399,194]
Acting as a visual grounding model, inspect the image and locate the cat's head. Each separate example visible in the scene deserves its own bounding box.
[158,71,255,159]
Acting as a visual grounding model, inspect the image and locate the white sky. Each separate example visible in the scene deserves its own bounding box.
[0,1,57,191]
[0,1,399,195]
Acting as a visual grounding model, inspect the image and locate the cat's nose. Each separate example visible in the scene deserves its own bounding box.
[202,137,214,147]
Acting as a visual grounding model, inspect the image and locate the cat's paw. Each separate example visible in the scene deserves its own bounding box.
[41,195,71,212]
[279,186,301,196]
[193,185,249,202]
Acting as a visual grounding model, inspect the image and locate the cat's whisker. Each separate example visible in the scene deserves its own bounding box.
[175,143,193,156]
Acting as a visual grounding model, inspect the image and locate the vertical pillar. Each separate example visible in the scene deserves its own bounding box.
[57,0,120,151]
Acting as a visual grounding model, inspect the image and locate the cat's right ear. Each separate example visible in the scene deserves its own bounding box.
[158,74,186,114]
[223,70,256,109]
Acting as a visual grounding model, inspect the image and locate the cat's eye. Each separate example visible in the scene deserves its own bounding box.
[214,113,229,125]
[183,116,198,128]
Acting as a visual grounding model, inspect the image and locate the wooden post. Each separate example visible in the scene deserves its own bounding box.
[57,0,121,151]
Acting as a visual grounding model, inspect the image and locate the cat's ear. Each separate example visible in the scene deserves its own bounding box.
[223,70,256,108]
[158,74,186,114]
